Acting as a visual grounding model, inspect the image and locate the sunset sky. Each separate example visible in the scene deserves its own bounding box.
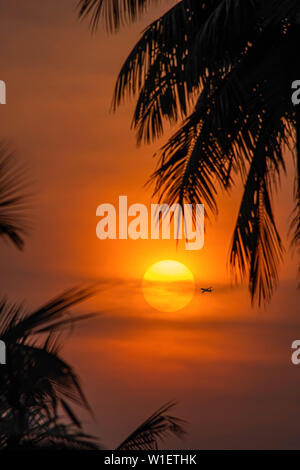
[1,0,300,449]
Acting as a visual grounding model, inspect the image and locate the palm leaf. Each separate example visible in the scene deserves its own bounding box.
[0,411,100,450]
[0,284,98,342]
[291,109,300,285]
[229,113,286,305]
[0,286,100,417]
[78,0,159,32]
[0,286,101,448]
[116,402,185,450]
[78,0,300,303]
[113,1,221,141]
[0,144,28,250]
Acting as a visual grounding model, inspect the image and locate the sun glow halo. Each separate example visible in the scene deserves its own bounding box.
[142,260,195,312]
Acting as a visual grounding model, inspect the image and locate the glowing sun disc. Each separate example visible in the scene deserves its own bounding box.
[142,260,195,312]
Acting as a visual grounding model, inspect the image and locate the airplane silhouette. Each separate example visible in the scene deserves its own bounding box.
[201,287,213,294]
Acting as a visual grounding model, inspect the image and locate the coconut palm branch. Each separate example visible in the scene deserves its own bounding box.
[0,144,28,250]
[0,286,186,450]
[79,0,300,304]
[0,409,100,450]
[115,402,185,450]
[0,285,100,449]
[78,0,159,32]
[0,284,98,342]
[291,109,300,285]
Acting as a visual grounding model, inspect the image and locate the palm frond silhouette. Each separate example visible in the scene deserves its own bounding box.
[78,0,159,32]
[0,285,185,449]
[116,402,185,450]
[0,144,28,250]
[79,0,300,305]
[0,286,100,449]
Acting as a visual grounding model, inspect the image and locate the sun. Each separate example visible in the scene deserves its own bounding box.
[142,260,195,312]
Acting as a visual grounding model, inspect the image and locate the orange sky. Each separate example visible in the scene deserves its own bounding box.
[1,0,300,449]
